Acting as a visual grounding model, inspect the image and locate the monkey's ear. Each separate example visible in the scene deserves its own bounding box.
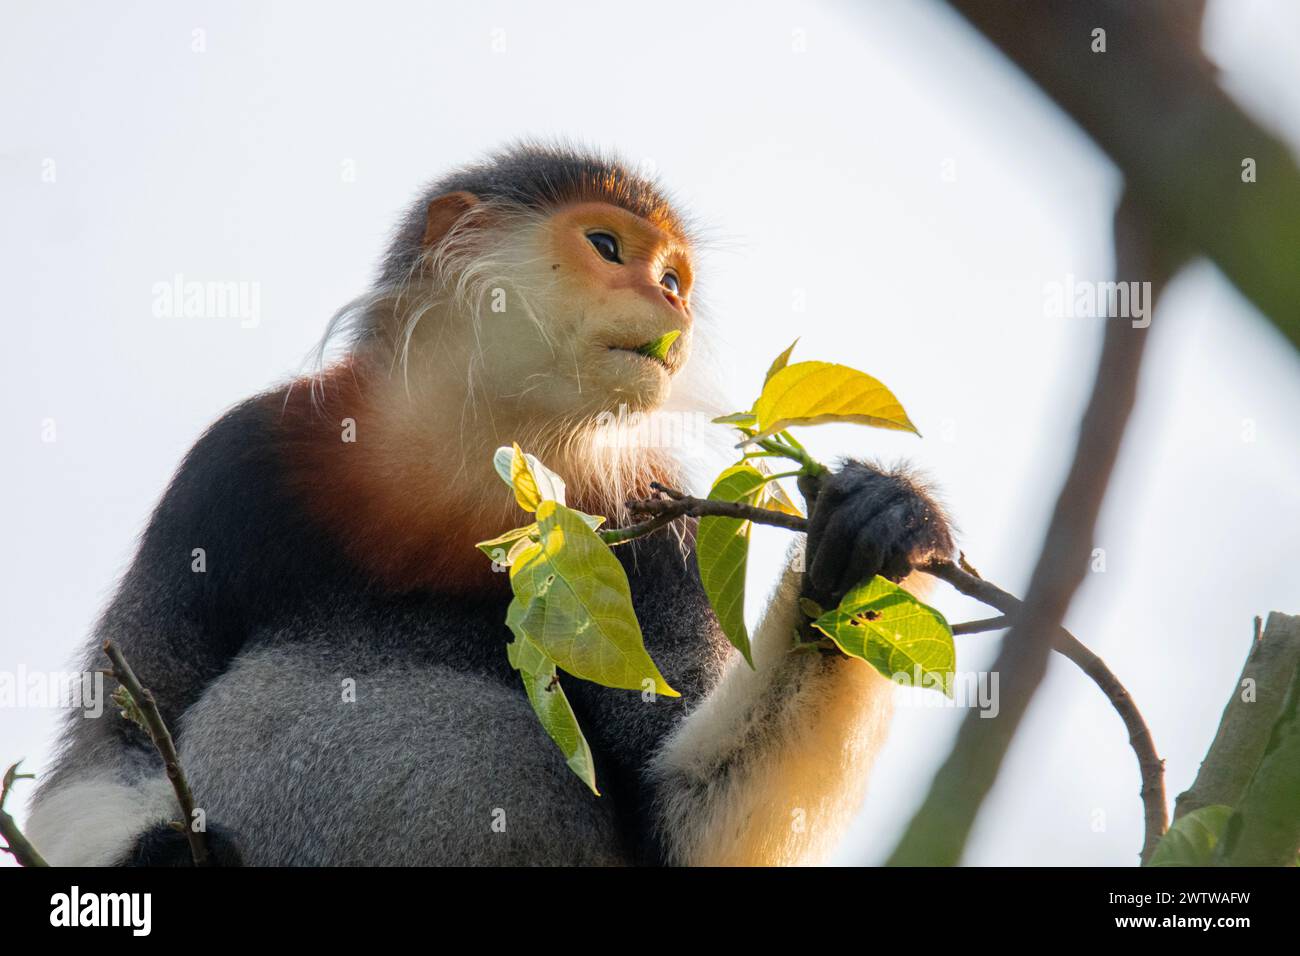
[422,191,479,247]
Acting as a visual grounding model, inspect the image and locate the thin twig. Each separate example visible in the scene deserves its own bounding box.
[103,640,211,866]
[625,491,810,533]
[0,761,48,867]
[923,558,1168,863]
[599,511,681,546]
[952,615,1011,636]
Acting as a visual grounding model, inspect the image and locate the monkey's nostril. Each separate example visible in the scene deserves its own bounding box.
[662,288,684,311]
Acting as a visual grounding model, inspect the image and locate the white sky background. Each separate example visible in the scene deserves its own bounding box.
[2,0,1297,866]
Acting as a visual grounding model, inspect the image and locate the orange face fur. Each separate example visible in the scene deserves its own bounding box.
[424,197,697,420]
[539,200,694,385]
[280,199,699,595]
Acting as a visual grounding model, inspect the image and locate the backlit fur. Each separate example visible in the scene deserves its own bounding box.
[25,144,926,867]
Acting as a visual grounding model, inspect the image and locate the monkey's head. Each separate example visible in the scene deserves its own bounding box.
[350,144,697,426]
[303,146,712,588]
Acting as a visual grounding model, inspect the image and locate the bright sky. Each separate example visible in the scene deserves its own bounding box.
[3,0,1298,865]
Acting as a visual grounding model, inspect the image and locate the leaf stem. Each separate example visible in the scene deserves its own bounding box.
[762,469,805,483]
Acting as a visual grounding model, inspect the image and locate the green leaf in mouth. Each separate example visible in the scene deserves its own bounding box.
[634,329,681,364]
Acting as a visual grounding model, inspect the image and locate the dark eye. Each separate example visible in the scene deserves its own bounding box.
[660,271,680,295]
[586,231,621,263]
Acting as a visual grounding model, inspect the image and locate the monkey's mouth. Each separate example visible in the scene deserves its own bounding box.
[608,330,682,373]
[608,346,670,372]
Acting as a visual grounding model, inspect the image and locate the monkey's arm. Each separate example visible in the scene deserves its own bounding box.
[652,462,953,865]
[581,462,953,865]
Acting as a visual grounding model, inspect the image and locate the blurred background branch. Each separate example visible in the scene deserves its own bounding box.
[943,0,1300,349]
[886,0,1300,867]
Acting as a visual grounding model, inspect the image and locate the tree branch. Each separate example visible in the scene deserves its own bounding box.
[103,640,211,867]
[923,558,1168,863]
[624,488,810,533]
[0,762,48,867]
[1174,611,1300,821]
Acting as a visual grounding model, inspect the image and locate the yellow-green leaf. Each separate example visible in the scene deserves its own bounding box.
[635,329,681,363]
[697,463,770,667]
[505,443,567,513]
[476,524,537,563]
[505,622,599,795]
[764,337,800,384]
[712,411,757,428]
[509,501,677,696]
[759,479,803,517]
[476,512,604,567]
[751,361,918,441]
[811,576,955,693]
[1147,806,1233,867]
[752,461,804,517]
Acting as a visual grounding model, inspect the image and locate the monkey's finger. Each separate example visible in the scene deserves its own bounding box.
[880,549,913,583]
[804,477,851,550]
[835,528,883,602]
[842,499,917,596]
[808,502,862,597]
[804,486,850,591]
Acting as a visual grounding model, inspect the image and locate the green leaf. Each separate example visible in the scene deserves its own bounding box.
[476,524,537,563]
[111,686,146,731]
[1147,806,1234,867]
[509,500,677,696]
[492,446,515,486]
[764,338,800,384]
[697,463,770,667]
[753,465,804,517]
[476,512,604,567]
[751,361,918,442]
[712,411,758,427]
[505,624,600,795]
[635,329,682,363]
[811,576,955,693]
[503,442,567,513]
[798,597,824,619]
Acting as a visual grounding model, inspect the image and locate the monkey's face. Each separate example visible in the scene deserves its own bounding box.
[512,201,695,418]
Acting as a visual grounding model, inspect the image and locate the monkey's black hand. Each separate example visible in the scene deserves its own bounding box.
[803,461,953,607]
[118,821,245,867]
